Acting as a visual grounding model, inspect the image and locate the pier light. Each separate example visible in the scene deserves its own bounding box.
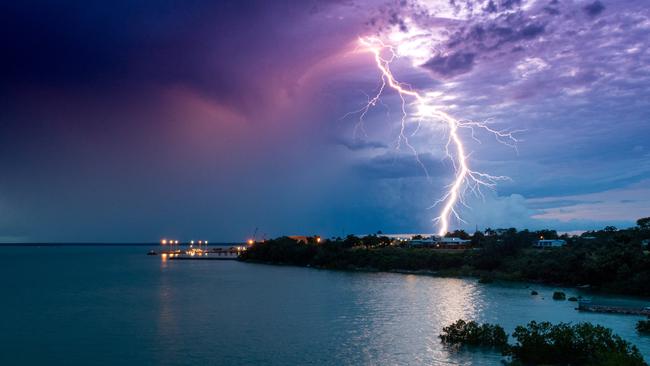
[247,239,254,245]
[161,239,167,245]
[316,237,321,243]
[199,240,203,244]
[175,240,179,244]
[205,241,208,245]
[191,240,194,244]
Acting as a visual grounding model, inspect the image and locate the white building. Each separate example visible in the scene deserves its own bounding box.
[436,237,471,246]
[534,239,566,248]
[408,238,434,247]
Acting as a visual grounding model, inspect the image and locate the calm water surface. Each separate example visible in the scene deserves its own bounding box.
[1,245,649,365]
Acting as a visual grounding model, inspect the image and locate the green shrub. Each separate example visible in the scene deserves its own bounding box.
[439,319,508,349]
[636,320,650,334]
[508,321,645,366]
[439,320,646,366]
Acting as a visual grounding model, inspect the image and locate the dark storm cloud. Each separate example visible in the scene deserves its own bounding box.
[480,0,522,13]
[389,10,409,32]
[336,138,388,151]
[419,7,546,78]
[0,0,378,241]
[356,152,447,179]
[484,1,497,13]
[0,0,358,115]
[450,17,546,51]
[372,0,650,230]
[499,0,522,10]
[1,1,216,85]
[584,1,605,17]
[422,52,476,77]
[2,0,650,240]
[543,6,560,16]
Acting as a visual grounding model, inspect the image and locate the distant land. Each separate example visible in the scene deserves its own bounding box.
[241,217,650,297]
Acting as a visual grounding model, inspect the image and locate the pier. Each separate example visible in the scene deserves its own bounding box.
[577,300,650,316]
[166,247,243,260]
[152,238,248,261]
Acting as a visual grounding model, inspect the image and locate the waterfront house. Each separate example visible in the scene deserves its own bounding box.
[408,238,434,247]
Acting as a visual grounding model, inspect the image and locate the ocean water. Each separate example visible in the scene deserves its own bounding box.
[1,245,649,365]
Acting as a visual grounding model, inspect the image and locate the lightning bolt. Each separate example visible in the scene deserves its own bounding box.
[357,37,518,236]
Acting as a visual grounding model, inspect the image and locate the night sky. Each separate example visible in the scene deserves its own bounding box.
[1,0,649,242]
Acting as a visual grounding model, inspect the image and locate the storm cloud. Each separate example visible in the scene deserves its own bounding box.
[0,0,648,241]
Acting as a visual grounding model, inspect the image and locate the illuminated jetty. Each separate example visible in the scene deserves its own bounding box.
[155,239,248,261]
[166,247,244,260]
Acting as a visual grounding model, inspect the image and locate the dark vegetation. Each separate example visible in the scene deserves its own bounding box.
[240,217,650,296]
[439,319,508,349]
[637,320,650,334]
[440,319,646,366]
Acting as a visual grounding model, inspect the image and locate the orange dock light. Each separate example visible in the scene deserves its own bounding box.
[161,239,167,245]
[247,239,254,245]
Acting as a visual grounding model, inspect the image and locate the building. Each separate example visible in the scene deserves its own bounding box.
[408,238,434,247]
[534,239,566,248]
[407,236,471,249]
[435,237,471,248]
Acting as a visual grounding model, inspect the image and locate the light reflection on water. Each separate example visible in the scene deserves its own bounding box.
[1,245,649,366]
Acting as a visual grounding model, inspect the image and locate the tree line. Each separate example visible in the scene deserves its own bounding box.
[240,217,650,296]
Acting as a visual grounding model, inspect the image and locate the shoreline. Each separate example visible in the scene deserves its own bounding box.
[240,258,650,301]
